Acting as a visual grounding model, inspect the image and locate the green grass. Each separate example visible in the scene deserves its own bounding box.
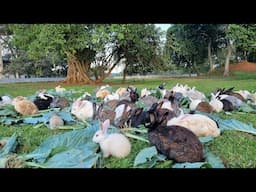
[209,131,256,168]
[0,124,63,154]
[1,72,256,168]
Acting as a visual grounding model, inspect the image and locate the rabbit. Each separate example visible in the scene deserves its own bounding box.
[96,89,111,100]
[33,93,54,110]
[127,86,139,102]
[71,99,94,121]
[167,113,220,137]
[195,101,214,113]
[104,99,119,110]
[50,97,70,109]
[0,96,12,107]
[96,103,116,125]
[12,96,38,116]
[147,102,177,126]
[55,85,66,92]
[209,92,223,113]
[139,95,158,108]
[189,99,202,111]
[146,111,204,163]
[126,107,150,128]
[115,87,128,97]
[92,119,131,158]
[49,113,64,129]
[158,82,166,90]
[220,99,235,112]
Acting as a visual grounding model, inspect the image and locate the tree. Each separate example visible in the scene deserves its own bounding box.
[0,24,7,78]
[9,24,162,84]
[165,24,208,76]
[228,24,256,62]
[118,24,164,81]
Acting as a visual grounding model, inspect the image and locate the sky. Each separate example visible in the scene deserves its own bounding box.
[155,24,171,31]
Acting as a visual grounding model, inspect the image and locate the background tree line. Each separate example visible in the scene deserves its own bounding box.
[0,24,256,84]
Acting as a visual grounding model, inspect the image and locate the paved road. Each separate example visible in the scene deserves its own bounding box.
[0,74,197,84]
[0,77,65,84]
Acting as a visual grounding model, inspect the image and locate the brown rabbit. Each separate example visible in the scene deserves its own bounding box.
[196,101,214,113]
[96,103,116,125]
[146,111,204,163]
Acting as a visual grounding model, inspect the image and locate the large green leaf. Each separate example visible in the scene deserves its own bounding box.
[25,122,99,163]
[199,136,214,143]
[238,103,256,113]
[0,134,18,157]
[0,104,18,117]
[172,162,208,168]
[43,148,98,168]
[218,119,256,135]
[204,150,225,168]
[134,146,158,167]
[23,110,75,126]
[0,117,22,125]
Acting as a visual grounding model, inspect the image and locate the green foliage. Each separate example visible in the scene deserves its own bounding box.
[25,122,99,166]
[8,24,163,81]
[134,146,158,167]
[1,75,256,167]
[204,149,225,168]
[0,134,18,157]
[228,24,256,61]
[165,24,227,73]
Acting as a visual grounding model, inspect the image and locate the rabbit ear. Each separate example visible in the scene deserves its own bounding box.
[149,112,156,124]
[135,108,143,116]
[159,111,169,124]
[149,102,158,112]
[102,119,110,133]
[127,108,133,118]
[156,101,164,110]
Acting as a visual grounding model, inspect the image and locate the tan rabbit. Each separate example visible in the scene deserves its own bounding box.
[12,96,38,116]
[49,113,64,129]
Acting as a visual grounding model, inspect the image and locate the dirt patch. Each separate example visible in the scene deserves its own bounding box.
[222,60,256,72]
[208,60,256,76]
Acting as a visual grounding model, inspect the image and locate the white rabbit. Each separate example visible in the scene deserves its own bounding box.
[167,114,220,137]
[0,96,12,106]
[189,99,202,111]
[92,119,131,158]
[209,92,223,113]
[71,99,94,121]
[55,85,66,92]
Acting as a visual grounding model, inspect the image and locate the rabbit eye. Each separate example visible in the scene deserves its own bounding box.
[96,134,99,137]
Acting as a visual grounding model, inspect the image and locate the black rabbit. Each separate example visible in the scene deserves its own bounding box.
[146,111,204,163]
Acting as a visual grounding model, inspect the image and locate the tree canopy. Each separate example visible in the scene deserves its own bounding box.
[8,24,162,84]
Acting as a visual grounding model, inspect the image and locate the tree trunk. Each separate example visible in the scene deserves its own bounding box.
[192,64,200,76]
[223,41,232,77]
[122,64,127,83]
[63,53,94,84]
[63,53,122,84]
[15,72,20,79]
[0,42,3,79]
[208,40,214,73]
[244,51,248,61]
[190,58,200,76]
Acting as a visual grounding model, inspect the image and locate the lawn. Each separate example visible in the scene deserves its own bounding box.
[1,71,256,168]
